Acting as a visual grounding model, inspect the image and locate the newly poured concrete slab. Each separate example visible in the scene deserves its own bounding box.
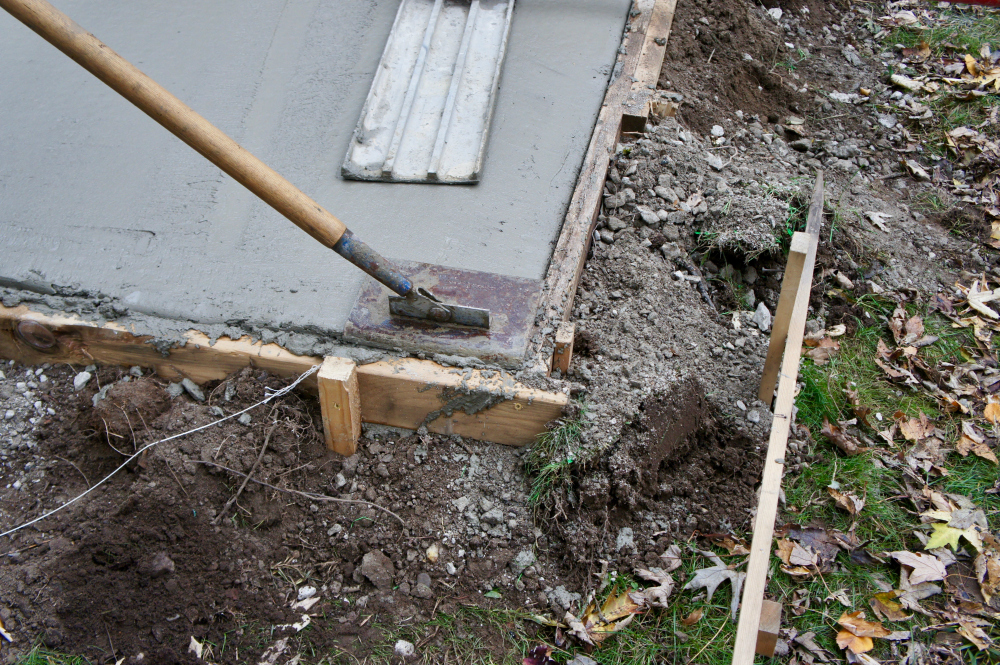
[0,0,631,341]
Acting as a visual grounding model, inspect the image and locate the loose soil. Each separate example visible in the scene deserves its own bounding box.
[3,0,998,662]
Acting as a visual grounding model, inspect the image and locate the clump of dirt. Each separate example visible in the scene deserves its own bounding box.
[92,377,171,443]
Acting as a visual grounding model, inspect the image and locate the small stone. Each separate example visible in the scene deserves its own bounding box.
[129,366,143,377]
[657,173,672,188]
[298,585,317,601]
[747,410,761,423]
[510,550,536,575]
[743,266,758,285]
[615,527,635,551]
[166,382,184,398]
[705,153,725,171]
[711,125,725,137]
[789,138,812,152]
[481,508,504,526]
[360,550,394,591]
[412,583,433,599]
[417,572,432,587]
[752,302,772,332]
[479,498,494,512]
[637,206,660,226]
[605,216,627,232]
[238,413,252,426]
[736,400,747,411]
[453,496,471,512]
[4,410,14,421]
[445,562,457,575]
[181,378,205,402]
[394,640,416,658]
[547,585,582,611]
[654,186,676,201]
[376,463,390,478]
[73,371,92,392]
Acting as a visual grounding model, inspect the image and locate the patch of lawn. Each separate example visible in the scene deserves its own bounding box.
[16,649,91,665]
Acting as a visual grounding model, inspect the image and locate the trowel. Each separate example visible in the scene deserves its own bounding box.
[0,0,496,330]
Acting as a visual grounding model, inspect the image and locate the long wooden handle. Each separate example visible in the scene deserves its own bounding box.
[1,0,347,249]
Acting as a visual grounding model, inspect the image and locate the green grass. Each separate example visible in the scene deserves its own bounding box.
[888,7,1000,58]
[523,406,587,508]
[16,649,91,665]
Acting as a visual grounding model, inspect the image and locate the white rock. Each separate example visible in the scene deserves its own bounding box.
[73,371,92,392]
[753,302,772,332]
[446,562,457,575]
[0,370,5,380]
[4,410,14,420]
[297,585,317,601]
[767,7,782,21]
[705,153,725,171]
[711,125,725,137]
[394,640,416,658]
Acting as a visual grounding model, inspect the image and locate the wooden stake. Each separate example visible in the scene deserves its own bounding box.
[755,600,782,657]
[550,322,575,376]
[758,232,810,403]
[318,357,361,456]
[732,173,823,665]
[622,0,678,132]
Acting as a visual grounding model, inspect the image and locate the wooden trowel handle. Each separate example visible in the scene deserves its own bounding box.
[1,0,348,249]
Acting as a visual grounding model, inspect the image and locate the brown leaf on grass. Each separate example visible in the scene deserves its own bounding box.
[838,610,892,638]
[704,533,750,556]
[828,487,865,516]
[975,532,1000,607]
[680,609,703,626]
[821,418,866,455]
[902,41,931,62]
[889,305,908,344]
[835,630,874,655]
[869,590,909,621]
[659,544,683,572]
[804,337,840,365]
[966,54,981,77]
[573,587,645,646]
[890,551,948,585]
[898,412,934,441]
[903,314,924,345]
[984,399,1000,425]
[633,567,675,609]
[957,435,998,464]
[793,631,832,662]
[958,620,994,651]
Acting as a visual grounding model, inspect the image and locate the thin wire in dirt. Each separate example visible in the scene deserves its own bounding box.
[0,364,320,539]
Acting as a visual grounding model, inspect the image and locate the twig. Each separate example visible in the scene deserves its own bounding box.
[214,409,277,524]
[52,455,90,488]
[194,460,404,526]
[690,614,728,662]
[707,48,716,64]
[165,461,191,500]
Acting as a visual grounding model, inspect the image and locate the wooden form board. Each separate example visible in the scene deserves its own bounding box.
[0,304,567,448]
[530,0,677,372]
[732,173,824,664]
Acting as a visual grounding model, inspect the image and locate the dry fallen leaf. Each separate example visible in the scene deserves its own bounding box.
[828,487,865,516]
[805,337,840,365]
[836,610,891,655]
[704,533,750,556]
[683,551,746,619]
[821,418,866,455]
[836,629,873,655]
[889,551,948,585]
[958,619,993,651]
[633,567,675,609]
[869,590,909,622]
[984,399,1000,426]
[898,412,933,441]
[680,609,703,626]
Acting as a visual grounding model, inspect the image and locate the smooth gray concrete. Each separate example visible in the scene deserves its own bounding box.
[0,0,630,338]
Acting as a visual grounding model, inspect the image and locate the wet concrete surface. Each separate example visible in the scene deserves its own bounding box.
[0,0,630,338]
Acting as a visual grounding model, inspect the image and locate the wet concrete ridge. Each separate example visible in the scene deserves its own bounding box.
[0,0,631,346]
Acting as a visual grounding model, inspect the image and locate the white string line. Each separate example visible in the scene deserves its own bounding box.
[0,364,320,539]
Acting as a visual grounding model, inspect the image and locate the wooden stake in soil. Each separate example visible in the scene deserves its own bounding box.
[550,321,576,376]
[732,173,824,664]
[318,357,361,456]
